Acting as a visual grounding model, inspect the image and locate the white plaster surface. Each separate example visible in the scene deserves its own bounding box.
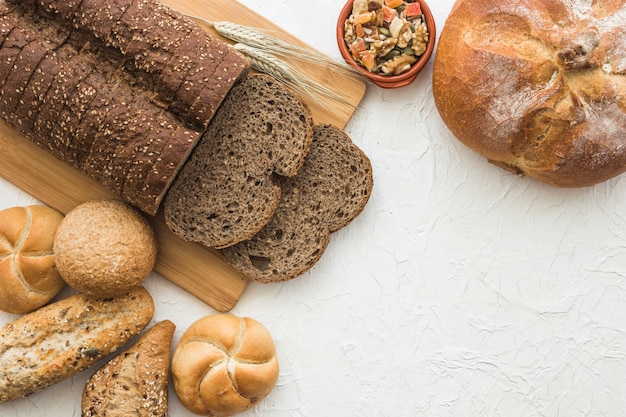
[2,1,626,416]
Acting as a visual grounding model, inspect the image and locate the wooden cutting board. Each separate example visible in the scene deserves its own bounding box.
[0,0,366,312]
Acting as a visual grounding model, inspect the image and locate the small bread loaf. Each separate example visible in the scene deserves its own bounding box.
[432,0,626,187]
[0,286,154,403]
[171,314,279,417]
[0,205,66,313]
[53,200,157,298]
[222,124,373,282]
[82,320,176,417]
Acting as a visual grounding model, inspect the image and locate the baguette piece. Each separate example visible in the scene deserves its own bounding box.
[164,74,315,249]
[0,286,154,403]
[82,320,176,417]
[221,124,373,282]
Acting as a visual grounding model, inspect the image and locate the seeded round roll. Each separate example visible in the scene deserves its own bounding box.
[53,199,157,297]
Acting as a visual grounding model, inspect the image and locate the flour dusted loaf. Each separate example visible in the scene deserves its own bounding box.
[432,0,626,187]
[82,320,176,417]
[0,205,65,313]
[0,286,154,403]
[164,73,314,249]
[0,0,249,214]
[53,200,157,298]
[171,314,279,417]
[222,124,373,283]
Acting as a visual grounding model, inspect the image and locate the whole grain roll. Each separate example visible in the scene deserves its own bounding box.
[0,205,66,314]
[432,0,626,187]
[171,314,279,417]
[53,199,157,297]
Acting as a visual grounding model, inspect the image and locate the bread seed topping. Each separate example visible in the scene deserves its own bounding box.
[343,0,429,75]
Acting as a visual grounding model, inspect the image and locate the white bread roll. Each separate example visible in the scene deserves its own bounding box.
[0,205,65,313]
[53,199,157,297]
[171,314,279,416]
[433,0,626,187]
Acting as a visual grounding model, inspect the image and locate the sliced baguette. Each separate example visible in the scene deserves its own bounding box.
[164,73,315,249]
[82,320,176,417]
[0,286,154,403]
[221,124,373,282]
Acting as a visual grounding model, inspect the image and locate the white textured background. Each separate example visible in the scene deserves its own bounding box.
[2,0,626,416]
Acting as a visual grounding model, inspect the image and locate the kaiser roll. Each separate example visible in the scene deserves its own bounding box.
[433,0,626,187]
[171,314,279,417]
[53,199,157,297]
[0,205,65,313]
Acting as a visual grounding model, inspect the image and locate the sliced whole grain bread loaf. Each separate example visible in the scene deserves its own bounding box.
[27,0,250,130]
[0,1,208,215]
[163,73,315,249]
[82,320,175,417]
[221,124,373,283]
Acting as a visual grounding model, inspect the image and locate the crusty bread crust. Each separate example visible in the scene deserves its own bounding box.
[82,320,176,417]
[433,0,626,187]
[0,286,154,403]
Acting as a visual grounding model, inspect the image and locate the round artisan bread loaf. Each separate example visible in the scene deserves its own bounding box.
[171,313,279,417]
[0,205,66,314]
[53,199,157,297]
[432,0,626,187]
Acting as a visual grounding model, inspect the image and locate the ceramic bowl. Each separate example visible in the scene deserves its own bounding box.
[336,0,436,88]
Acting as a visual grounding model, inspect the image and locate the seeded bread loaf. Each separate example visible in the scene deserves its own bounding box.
[28,0,250,130]
[0,286,154,403]
[82,320,176,417]
[221,124,373,282]
[164,73,315,249]
[0,0,249,215]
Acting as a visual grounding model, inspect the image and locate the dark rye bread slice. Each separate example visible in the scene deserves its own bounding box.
[0,26,30,90]
[31,43,86,161]
[133,126,197,213]
[221,124,373,283]
[164,73,315,249]
[0,37,50,123]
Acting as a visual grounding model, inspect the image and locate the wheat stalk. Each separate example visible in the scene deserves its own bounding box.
[233,43,353,108]
[184,15,359,107]
[188,16,354,72]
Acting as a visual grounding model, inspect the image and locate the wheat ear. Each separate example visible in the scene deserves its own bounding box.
[233,43,353,108]
[186,15,356,77]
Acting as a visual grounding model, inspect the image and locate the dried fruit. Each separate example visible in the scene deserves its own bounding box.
[343,0,429,75]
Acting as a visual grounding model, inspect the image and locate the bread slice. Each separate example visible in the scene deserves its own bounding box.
[82,320,176,417]
[221,124,373,283]
[0,286,155,403]
[164,73,315,249]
